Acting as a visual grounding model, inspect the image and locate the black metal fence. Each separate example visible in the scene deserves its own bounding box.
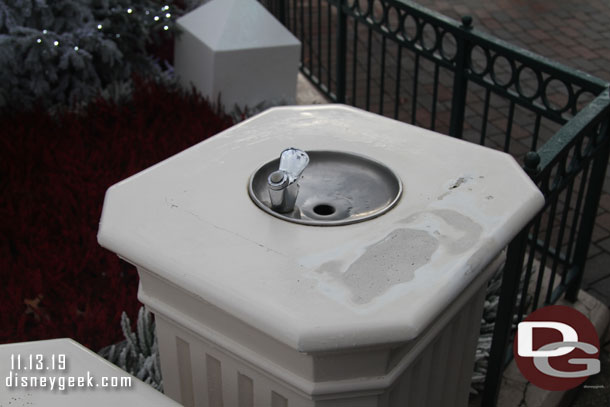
[261,0,610,405]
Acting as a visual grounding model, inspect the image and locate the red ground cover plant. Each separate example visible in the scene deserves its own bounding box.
[0,79,233,351]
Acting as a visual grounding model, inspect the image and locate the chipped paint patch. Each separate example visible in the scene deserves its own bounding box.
[319,209,483,305]
[450,177,469,189]
[339,228,438,304]
[438,175,475,200]
[429,209,483,253]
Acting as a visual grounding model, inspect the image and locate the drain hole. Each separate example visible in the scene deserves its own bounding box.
[313,204,336,216]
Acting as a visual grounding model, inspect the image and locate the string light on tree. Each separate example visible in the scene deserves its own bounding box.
[0,0,182,110]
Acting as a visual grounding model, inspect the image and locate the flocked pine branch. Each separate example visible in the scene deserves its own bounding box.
[0,0,183,111]
[99,306,163,391]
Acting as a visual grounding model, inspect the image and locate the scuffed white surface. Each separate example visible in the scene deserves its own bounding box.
[98,105,544,352]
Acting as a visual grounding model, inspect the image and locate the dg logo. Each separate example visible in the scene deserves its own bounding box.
[514,305,601,391]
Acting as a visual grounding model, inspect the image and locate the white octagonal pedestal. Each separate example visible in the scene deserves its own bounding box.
[98,105,544,407]
[174,0,301,110]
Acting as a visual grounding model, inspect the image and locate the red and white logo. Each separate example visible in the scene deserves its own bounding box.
[513,305,600,391]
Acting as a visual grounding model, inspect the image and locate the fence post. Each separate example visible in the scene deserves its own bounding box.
[481,227,530,407]
[336,0,347,103]
[566,115,610,301]
[278,0,286,25]
[481,152,540,406]
[449,15,472,139]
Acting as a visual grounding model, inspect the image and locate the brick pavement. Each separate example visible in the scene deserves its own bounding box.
[415,0,610,83]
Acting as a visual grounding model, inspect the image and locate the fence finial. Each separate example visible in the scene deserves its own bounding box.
[461,15,473,29]
[524,151,541,176]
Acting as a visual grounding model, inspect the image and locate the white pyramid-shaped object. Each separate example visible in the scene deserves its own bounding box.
[174,0,301,109]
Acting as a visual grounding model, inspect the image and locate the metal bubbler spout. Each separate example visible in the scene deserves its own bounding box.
[267,148,309,213]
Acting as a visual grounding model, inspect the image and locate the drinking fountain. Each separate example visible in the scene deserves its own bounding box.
[250,148,402,225]
[98,105,544,407]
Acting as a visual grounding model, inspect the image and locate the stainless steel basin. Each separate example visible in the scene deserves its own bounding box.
[248,150,403,226]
